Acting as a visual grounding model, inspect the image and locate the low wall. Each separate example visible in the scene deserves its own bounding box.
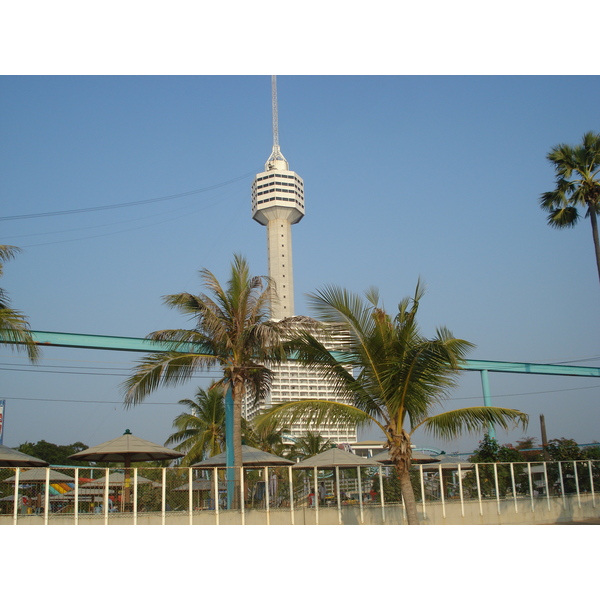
[2,493,597,525]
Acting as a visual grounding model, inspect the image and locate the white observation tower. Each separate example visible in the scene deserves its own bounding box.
[251,75,305,320]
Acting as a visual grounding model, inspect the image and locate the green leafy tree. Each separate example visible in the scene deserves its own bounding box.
[0,245,39,362]
[15,440,89,466]
[243,419,291,457]
[540,131,600,283]
[122,255,294,507]
[256,281,529,524]
[165,383,227,466]
[465,434,527,497]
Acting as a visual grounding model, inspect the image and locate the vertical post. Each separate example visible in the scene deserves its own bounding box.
[225,386,234,510]
[357,466,364,524]
[475,463,483,516]
[44,468,50,526]
[288,466,295,525]
[188,467,193,524]
[133,469,138,526]
[480,369,496,438]
[527,463,535,513]
[161,468,166,525]
[213,467,219,525]
[558,462,566,508]
[419,464,426,519]
[335,466,342,525]
[573,461,581,508]
[264,467,270,526]
[458,464,465,518]
[493,463,500,515]
[13,467,20,525]
[589,461,596,508]
[240,466,245,525]
[104,467,109,525]
[313,466,319,525]
[510,463,518,513]
[74,467,79,526]
[543,462,551,511]
[439,464,445,519]
[378,466,385,524]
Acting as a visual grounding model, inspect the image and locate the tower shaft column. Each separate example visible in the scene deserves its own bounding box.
[266,217,295,319]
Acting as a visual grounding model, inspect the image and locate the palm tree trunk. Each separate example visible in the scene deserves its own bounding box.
[389,429,420,524]
[588,202,600,284]
[397,465,419,524]
[231,379,245,510]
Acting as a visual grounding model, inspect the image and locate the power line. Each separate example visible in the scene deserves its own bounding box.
[0,170,257,222]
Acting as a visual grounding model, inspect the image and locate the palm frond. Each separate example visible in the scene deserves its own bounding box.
[417,406,529,441]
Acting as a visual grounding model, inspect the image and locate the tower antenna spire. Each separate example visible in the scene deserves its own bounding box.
[267,75,288,169]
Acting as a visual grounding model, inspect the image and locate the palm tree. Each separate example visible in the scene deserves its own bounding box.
[0,244,39,362]
[122,254,293,507]
[540,131,600,283]
[288,431,336,460]
[165,383,227,466]
[243,419,291,457]
[255,280,528,524]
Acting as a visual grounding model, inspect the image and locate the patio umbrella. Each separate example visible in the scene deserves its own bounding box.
[292,447,383,469]
[370,449,441,465]
[68,429,184,504]
[0,444,49,468]
[3,467,74,483]
[192,445,294,468]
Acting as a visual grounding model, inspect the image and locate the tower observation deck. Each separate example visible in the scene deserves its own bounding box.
[251,76,305,320]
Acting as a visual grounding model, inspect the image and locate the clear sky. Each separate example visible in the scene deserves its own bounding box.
[2,74,599,455]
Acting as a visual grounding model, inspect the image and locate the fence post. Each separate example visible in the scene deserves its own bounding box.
[336,466,342,525]
[558,462,566,508]
[573,461,581,508]
[589,461,596,508]
[314,466,319,525]
[457,464,464,518]
[288,466,295,525]
[264,467,270,526]
[439,464,445,519]
[493,463,500,515]
[104,467,109,525]
[161,468,166,525]
[510,463,517,513]
[527,463,534,513]
[240,467,245,525]
[543,462,551,511]
[74,467,79,525]
[188,467,193,524]
[133,468,138,525]
[378,465,385,524]
[213,467,219,525]
[357,466,364,524]
[475,463,483,516]
[12,467,20,525]
[419,464,426,519]
[44,467,50,525]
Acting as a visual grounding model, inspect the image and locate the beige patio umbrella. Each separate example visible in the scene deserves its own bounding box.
[192,445,294,468]
[370,449,441,465]
[68,429,184,504]
[0,445,49,468]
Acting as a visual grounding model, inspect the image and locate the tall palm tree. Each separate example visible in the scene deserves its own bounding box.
[540,131,600,283]
[165,383,227,466]
[243,419,291,457]
[0,244,39,362]
[122,254,293,506]
[255,280,528,524]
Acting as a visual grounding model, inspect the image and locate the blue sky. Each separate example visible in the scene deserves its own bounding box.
[2,74,599,454]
